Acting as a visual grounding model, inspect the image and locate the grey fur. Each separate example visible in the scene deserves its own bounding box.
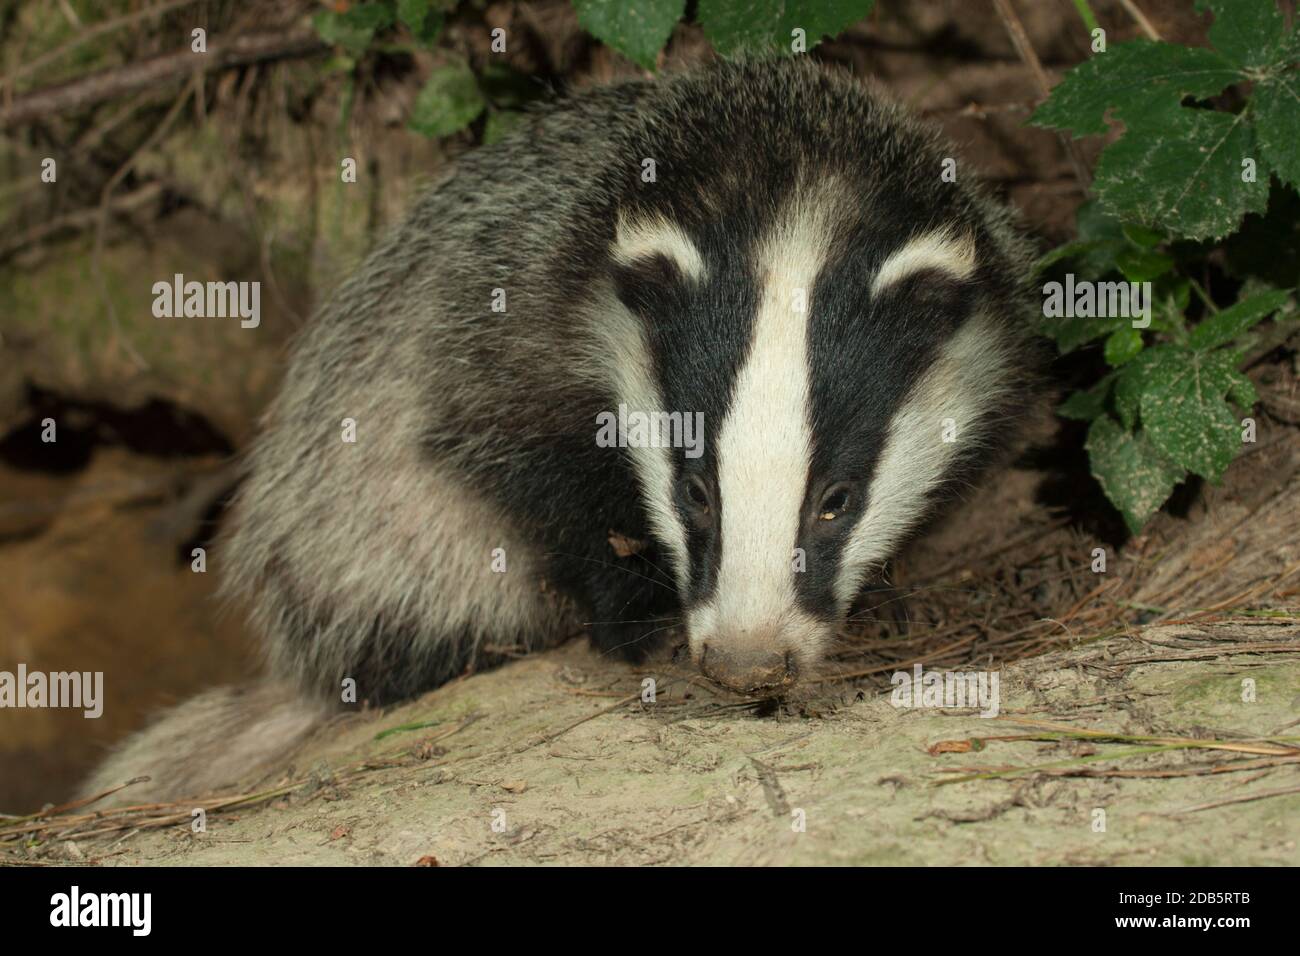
[80,682,328,803]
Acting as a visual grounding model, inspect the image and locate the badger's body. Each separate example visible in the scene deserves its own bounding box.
[86,58,1040,802]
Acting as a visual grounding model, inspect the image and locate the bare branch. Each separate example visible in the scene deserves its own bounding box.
[991,0,1092,192]
[0,29,326,129]
[1118,0,1162,42]
[0,0,204,95]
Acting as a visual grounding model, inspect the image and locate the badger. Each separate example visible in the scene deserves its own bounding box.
[85,57,1041,804]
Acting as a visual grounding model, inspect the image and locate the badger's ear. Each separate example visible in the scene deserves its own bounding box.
[869,228,979,297]
[608,214,705,313]
[866,227,983,324]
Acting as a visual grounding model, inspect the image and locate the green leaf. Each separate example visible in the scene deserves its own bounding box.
[1035,201,1127,278]
[397,0,444,46]
[1187,288,1292,350]
[1045,313,1126,355]
[1093,99,1269,241]
[313,3,396,55]
[1115,246,1174,282]
[698,0,875,57]
[1197,0,1300,187]
[1030,41,1239,136]
[1253,69,1300,190]
[1041,270,1158,353]
[1113,345,1168,429]
[1086,415,1186,533]
[1197,0,1289,69]
[1034,239,1101,274]
[1122,223,1165,248]
[1058,373,1116,421]
[408,63,486,138]
[1139,348,1243,481]
[573,0,685,70]
[1035,239,1126,280]
[1148,274,1190,334]
[1076,199,1125,243]
[1227,369,1258,409]
[1105,326,1145,366]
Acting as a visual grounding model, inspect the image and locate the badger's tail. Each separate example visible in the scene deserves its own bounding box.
[81,681,331,809]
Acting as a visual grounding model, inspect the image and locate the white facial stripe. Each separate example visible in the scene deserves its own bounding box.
[871,228,977,295]
[695,197,830,648]
[612,214,706,282]
[833,312,1015,607]
[588,296,692,591]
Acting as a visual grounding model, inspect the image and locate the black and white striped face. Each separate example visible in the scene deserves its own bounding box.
[602,189,1025,694]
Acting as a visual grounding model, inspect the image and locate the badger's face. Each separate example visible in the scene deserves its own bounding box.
[601,187,1026,695]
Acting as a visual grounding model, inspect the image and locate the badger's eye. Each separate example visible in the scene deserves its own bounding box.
[818,485,852,521]
[683,475,710,512]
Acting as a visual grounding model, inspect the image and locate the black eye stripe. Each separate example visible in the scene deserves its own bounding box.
[866,274,986,335]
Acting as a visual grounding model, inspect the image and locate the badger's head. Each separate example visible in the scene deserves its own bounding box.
[598,180,1035,695]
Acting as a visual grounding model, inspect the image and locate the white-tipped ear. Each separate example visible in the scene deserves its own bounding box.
[611,214,706,282]
[870,228,978,295]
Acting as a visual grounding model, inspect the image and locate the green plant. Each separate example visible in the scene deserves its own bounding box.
[312,0,876,138]
[1031,0,1298,532]
[310,1,498,138]
[572,0,876,67]
[314,0,446,56]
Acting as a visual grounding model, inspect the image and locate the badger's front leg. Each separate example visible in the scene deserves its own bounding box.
[581,539,681,665]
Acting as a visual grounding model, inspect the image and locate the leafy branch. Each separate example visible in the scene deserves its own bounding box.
[311,0,876,140]
[1031,0,1298,532]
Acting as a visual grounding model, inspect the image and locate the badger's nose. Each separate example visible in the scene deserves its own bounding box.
[698,643,797,695]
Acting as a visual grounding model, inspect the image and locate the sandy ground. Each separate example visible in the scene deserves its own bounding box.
[10,617,1296,867]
